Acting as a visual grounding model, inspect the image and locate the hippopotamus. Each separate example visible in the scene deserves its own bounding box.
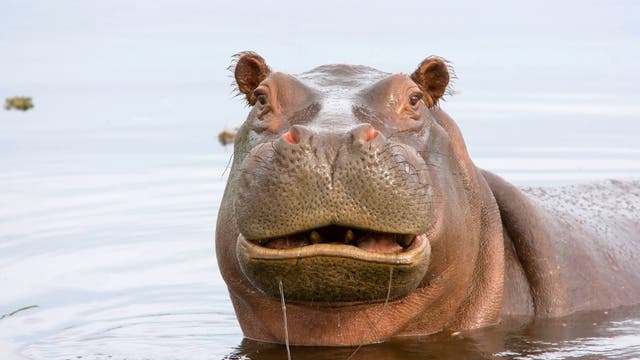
[215,52,640,346]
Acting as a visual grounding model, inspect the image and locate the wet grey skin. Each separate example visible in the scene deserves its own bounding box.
[232,64,437,303]
[215,52,640,347]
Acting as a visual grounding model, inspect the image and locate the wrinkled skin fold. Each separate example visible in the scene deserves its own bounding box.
[215,52,640,346]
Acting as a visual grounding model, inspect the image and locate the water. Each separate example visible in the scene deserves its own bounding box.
[222,309,640,359]
[2,0,640,358]
[2,86,640,360]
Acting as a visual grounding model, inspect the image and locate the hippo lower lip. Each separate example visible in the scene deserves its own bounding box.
[236,232,430,303]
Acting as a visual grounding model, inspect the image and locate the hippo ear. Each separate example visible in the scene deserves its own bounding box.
[232,52,271,105]
[410,56,452,108]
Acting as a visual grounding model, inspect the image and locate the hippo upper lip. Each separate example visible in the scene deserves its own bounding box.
[239,232,428,265]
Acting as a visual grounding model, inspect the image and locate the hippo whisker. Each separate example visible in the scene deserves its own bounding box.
[278,280,292,360]
[377,143,414,156]
[348,267,394,360]
[222,152,234,178]
[252,163,274,175]
[387,159,422,175]
[269,141,285,158]
[416,148,455,158]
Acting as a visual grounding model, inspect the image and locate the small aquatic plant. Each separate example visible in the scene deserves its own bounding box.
[4,97,34,111]
[218,129,237,146]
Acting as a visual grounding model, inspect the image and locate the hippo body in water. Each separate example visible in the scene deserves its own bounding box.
[215,52,640,346]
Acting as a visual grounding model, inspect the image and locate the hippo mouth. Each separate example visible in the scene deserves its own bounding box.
[252,225,420,254]
[236,226,431,304]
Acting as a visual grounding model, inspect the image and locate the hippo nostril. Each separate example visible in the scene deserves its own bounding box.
[364,127,378,142]
[283,129,299,144]
[280,125,314,147]
[350,124,383,147]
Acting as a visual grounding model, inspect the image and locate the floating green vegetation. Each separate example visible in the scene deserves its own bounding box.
[4,96,34,111]
[0,305,38,320]
[218,129,237,146]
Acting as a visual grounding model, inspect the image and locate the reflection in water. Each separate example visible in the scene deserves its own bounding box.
[225,308,640,359]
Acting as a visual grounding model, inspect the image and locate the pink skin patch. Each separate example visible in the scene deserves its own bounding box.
[262,231,408,254]
[264,236,307,249]
[364,128,378,142]
[283,130,299,144]
[356,234,403,253]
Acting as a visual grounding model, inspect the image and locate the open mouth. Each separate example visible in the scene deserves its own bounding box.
[251,225,417,254]
[236,226,430,303]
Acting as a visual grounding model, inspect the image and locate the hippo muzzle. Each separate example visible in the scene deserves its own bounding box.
[223,53,454,306]
[234,123,434,302]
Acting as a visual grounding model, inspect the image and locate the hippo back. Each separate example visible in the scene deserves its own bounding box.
[486,173,640,318]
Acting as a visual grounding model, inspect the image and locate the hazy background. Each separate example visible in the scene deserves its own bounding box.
[2,0,639,127]
[1,1,640,358]
[2,0,639,172]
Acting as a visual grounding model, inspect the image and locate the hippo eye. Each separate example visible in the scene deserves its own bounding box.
[256,93,267,106]
[253,90,271,118]
[409,92,423,107]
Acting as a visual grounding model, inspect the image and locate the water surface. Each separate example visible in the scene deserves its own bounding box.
[2,1,640,358]
[2,86,640,359]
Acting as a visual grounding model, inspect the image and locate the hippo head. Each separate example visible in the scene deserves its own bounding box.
[216,52,503,346]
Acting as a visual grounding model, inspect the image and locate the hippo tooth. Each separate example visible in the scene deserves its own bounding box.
[310,230,322,244]
[344,229,355,243]
[298,239,310,247]
[398,234,415,247]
